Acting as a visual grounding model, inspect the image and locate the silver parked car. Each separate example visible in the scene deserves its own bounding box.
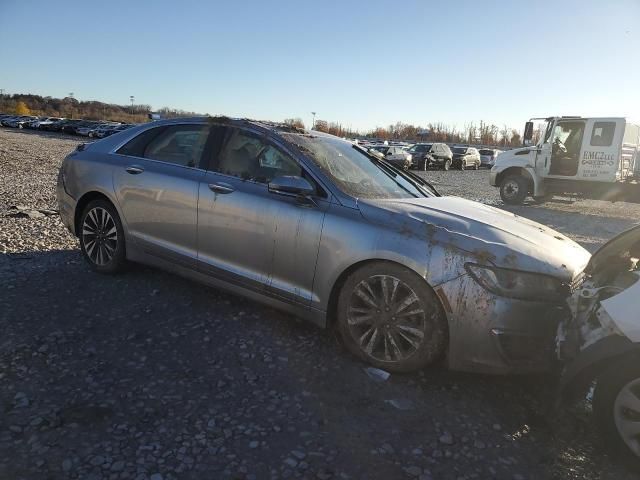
[369,145,413,170]
[57,117,590,373]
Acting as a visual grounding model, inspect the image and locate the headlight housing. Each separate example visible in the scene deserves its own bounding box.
[465,263,567,302]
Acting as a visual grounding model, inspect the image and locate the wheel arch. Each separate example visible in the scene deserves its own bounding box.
[495,166,535,193]
[74,190,120,237]
[325,258,448,333]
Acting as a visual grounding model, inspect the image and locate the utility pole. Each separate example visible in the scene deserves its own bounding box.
[130,96,135,115]
[311,111,316,130]
[68,92,74,119]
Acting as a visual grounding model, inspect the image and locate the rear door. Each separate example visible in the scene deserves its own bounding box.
[112,123,210,267]
[197,126,329,305]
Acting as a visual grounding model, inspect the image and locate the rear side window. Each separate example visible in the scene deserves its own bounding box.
[144,125,209,167]
[117,127,166,157]
[590,122,616,147]
[117,124,209,168]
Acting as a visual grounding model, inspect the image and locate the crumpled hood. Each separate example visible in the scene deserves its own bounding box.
[358,196,590,281]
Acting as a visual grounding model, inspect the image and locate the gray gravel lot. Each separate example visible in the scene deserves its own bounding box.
[1,128,640,480]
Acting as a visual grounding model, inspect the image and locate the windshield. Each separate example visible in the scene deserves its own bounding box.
[409,144,431,153]
[283,134,431,200]
[453,147,467,154]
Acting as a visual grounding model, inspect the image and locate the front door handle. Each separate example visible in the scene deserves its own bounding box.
[125,165,144,175]
[208,182,234,194]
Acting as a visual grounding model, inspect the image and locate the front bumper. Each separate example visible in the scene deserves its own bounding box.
[437,273,563,374]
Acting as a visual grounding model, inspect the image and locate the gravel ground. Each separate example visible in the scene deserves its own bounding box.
[1,128,640,480]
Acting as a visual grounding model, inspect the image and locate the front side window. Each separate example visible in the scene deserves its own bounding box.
[216,128,302,183]
[590,121,616,147]
[552,121,585,155]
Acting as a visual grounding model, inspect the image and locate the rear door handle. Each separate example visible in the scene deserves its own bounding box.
[125,165,144,175]
[208,182,234,194]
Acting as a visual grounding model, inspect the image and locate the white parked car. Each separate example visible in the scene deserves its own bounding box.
[479,148,502,167]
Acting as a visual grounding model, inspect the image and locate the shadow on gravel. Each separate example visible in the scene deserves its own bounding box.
[0,249,632,479]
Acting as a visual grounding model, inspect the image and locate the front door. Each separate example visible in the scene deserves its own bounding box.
[197,127,328,305]
[112,123,210,267]
[548,120,586,177]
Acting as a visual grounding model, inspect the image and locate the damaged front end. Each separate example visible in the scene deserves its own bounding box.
[558,225,640,401]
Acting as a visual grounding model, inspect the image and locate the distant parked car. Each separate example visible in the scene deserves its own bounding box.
[61,120,90,135]
[479,148,502,168]
[76,123,106,137]
[452,147,480,170]
[91,123,121,138]
[100,124,134,138]
[34,117,65,129]
[407,143,453,170]
[370,145,413,170]
[4,116,37,128]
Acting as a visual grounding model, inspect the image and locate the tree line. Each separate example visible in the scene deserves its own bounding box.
[2,94,523,147]
[290,118,523,148]
[0,94,199,124]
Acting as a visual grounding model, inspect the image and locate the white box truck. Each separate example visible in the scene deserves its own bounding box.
[490,116,640,204]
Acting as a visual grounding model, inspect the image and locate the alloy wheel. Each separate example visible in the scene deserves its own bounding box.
[613,378,640,458]
[82,207,118,266]
[347,275,428,363]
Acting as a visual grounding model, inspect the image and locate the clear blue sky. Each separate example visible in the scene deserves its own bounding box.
[1,0,638,131]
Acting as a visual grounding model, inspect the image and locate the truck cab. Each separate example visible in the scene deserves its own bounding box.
[490,116,640,204]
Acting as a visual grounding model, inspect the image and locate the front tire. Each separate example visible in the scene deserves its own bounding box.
[443,159,451,171]
[336,262,448,373]
[499,175,528,205]
[79,199,127,274]
[593,361,640,470]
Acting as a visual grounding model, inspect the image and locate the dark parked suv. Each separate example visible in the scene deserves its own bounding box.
[408,143,453,170]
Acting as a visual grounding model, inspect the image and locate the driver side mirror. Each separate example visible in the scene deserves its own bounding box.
[268,175,315,197]
[523,121,534,146]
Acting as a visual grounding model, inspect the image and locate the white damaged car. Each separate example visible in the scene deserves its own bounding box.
[558,225,640,468]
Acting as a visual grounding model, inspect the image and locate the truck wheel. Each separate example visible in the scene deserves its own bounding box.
[500,175,528,205]
[593,361,640,470]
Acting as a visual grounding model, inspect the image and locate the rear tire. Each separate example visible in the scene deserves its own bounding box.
[460,160,465,171]
[474,161,479,170]
[499,175,528,205]
[79,199,127,274]
[593,360,640,471]
[336,262,448,373]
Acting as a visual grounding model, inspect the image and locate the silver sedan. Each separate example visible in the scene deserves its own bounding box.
[57,117,590,373]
